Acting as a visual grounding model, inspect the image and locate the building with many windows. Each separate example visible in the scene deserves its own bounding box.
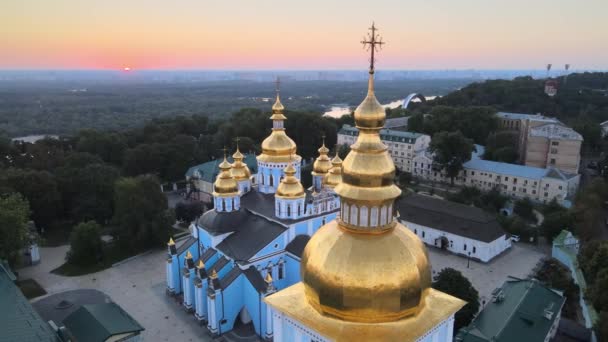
[412,146,579,206]
[337,124,430,172]
[497,112,582,174]
[395,194,511,262]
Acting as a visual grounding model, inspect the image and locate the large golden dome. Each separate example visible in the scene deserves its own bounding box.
[230,146,251,181]
[276,163,305,198]
[213,157,238,196]
[301,220,432,322]
[258,92,298,163]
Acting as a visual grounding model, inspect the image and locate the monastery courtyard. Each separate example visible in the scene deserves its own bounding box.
[17,239,545,341]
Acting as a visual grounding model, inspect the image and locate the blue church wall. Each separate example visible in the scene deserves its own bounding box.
[294,221,309,237]
[217,275,245,334]
[244,279,266,335]
[198,228,212,248]
[285,255,302,284]
[251,235,285,261]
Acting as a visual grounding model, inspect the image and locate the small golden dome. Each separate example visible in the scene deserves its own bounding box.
[312,141,332,175]
[258,91,299,163]
[323,154,343,188]
[276,163,305,199]
[230,146,251,181]
[301,220,432,323]
[213,156,238,196]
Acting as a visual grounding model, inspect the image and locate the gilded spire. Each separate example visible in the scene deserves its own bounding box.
[276,156,305,198]
[167,237,175,246]
[185,250,192,259]
[213,149,239,196]
[197,260,205,269]
[210,269,218,280]
[312,135,332,175]
[323,146,343,189]
[271,77,285,117]
[334,23,400,233]
[265,272,273,284]
[231,137,251,181]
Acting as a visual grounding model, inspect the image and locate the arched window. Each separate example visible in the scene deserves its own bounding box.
[360,206,369,227]
[287,205,291,217]
[221,199,225,212]
[343,203,350,222]
[350,205,358,226]
[370,207,378,227]
[269,174,273,187]
[380,205,387,225]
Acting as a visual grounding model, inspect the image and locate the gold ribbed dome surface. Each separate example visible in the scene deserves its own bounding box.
[276,163,305,198]
[230,147,251,181]
[213,157,238,196]
[312,142,332,175]
[301,220,432,322]
[323,154,343,188]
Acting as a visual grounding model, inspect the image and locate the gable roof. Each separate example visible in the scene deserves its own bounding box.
[0,261,59,342]
[285,235,310,258]
[186,153,258,181]
[63,303,143,342]
[395,194,506,243]
[215,211,286,262]
[243,267,267,293]
[456,278,566,342]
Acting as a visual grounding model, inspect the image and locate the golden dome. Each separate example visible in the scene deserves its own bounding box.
[301,220,432,322]
[276,163,305,199]
[323,154,343,188]
[312,140,332,175]
[258,91,299,163]
[230,145,251,181]
[213,156,238,196]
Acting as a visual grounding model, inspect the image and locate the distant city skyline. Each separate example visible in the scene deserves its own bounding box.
[2,0,607,70]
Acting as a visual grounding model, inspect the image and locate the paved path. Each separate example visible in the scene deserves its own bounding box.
[18,245,212,342]
[427,243,547,303]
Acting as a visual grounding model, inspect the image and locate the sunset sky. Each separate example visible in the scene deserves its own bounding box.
[2,0,607,70]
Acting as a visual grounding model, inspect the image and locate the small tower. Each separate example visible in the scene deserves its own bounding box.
[213,152,240,212]
[323,149,343,190]
[230,138,252,194]
[257,78,302,194]
[166,237,180,295]
[275,160,306,220]
[311,137,332,192]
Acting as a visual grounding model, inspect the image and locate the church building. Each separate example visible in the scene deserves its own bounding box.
[265,24,466,342]
[165,84,342,339]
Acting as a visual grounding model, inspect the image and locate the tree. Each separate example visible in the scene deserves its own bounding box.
[68,221,103,266]
[399,172,412,187]
[535,258,580,319]
[175,201,205,223]
[578,241,608,284]
[588,269,608,312]
[408,113,424,133]
[0,194,30,266]
[0,168,62,228]
[541,211,573,241]
[484,131,519,163]
[514,198,536,223]
[112,175,173,250]
[429,131,473,185]
[432,268,480,331]
[596,311,608,342]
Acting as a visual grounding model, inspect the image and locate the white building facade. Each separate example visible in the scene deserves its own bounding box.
[396,194,511,263]
[337,124,430,172]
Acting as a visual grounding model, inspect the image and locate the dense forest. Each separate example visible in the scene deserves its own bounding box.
[0,78,469,137]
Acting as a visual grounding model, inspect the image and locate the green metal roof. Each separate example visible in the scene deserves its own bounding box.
[456,278,565,342]
[0,261,59,342]
[185,153,258,181]
[338,124,424,143]
[63,303,144,342]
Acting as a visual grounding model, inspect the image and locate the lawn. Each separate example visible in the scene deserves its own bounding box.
[51,243,145,277]
[16,278,47,299]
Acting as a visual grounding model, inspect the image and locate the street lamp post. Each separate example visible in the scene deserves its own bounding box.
[467,251,471,268]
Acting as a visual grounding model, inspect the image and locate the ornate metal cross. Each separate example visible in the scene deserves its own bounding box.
[361,22,385,72]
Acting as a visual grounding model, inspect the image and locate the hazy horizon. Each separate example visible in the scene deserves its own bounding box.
[3,0,608,70]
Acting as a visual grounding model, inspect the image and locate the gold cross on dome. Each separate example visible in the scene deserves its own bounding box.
[361,22,385,72]
[275,77,281,94]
